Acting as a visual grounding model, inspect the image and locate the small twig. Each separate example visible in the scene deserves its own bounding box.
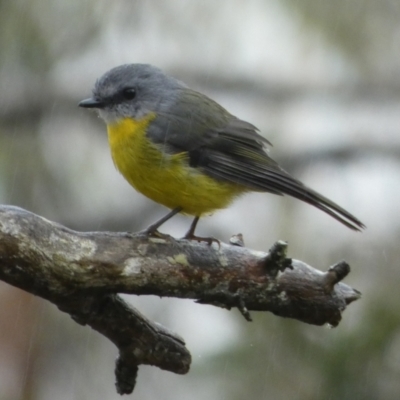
[229,233,245,247]
[235,292,252,321]
[263,240,293,276]
[115,355,139,395]
[322,261,351,294]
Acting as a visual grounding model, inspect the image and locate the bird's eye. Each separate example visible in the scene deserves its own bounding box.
[122,88,136,100]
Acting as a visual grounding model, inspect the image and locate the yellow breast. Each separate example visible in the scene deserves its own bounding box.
[107,116,245,216]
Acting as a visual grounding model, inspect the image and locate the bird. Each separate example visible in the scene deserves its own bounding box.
[79,63,364,242]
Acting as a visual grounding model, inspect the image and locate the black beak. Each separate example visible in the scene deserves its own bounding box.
[78,97,105,109]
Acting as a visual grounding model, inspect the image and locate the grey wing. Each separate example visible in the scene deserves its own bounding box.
[147,89,364,230]
[147,88,269,151]
[147,88,304,194]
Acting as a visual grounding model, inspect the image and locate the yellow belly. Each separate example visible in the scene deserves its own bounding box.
[107,117,245,216]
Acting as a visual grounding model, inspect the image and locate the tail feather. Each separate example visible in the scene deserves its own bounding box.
[200,150,365,231]
[279,182,365,231]
[257,166,365,231]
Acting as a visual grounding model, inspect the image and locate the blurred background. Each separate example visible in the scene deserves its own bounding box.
[1,0,399,399]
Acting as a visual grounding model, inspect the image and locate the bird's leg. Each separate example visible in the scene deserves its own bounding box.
[184,216,200,238]
[142,207,183,238]
[183,216,220,246]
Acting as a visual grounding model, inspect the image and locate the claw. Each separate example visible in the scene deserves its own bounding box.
[182,232,220,246]
[140,228,172,240]
[183,216,220,246]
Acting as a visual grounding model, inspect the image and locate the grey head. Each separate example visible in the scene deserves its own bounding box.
[79,64,185,123]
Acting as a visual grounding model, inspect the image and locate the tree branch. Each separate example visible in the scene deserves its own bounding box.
[0,205,360,395]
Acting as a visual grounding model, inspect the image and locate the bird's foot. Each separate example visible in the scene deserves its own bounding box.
[182,231,220,247]
[182,215,220,246]
[139,227,173,241]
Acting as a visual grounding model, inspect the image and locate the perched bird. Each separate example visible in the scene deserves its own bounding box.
[79,64,364,241]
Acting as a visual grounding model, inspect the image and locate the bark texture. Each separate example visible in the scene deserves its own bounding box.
[0,206,360,394]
